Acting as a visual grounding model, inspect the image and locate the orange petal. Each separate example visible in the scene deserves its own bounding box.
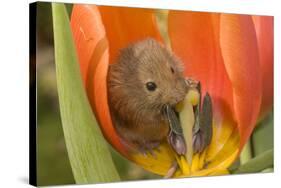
[71,5,105,84]
[220,14,262,148]
[252,16,274,119]
[70,5,128,156]
[168,11,234,118]
[98,6,163,64]
[168,11,236,154]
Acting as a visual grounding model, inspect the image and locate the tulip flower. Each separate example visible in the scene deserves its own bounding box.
[70,5,273,177]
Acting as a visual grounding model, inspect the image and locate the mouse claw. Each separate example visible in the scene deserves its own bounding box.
[185,78,200,89]
[137,145,148,157]
[147,149,157,159]
[148,142,161,158]
[138,141,160,159]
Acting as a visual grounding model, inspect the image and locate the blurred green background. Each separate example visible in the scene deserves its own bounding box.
[35,2,273,186]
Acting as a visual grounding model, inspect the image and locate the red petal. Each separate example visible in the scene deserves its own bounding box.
[71,5,128,156]
[220,14,262,147]
[98,6,163,64]
[168,11,236,149]
[252,16,274,119]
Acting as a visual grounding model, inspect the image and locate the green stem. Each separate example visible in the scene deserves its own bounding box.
[52,3,120,183]
[240,140,253,164]
[232,149,273,174]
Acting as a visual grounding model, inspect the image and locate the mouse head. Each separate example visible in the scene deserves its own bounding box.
[108,38,188,116]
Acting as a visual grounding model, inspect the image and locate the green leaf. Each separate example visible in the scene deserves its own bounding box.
[52,3,120,183]
[252,112,273,157]
[239,140,253,165]
[232,149,273,174]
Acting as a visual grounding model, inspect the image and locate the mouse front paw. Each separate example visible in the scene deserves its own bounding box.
[137,141,161,158]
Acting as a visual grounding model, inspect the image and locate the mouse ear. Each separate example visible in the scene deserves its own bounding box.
[130,39,151,57]
[117,45,136,65]
[98,7,164,64]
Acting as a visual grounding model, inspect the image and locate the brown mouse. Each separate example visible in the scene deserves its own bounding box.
[107,38,188,155]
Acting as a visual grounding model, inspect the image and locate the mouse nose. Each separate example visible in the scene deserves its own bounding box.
[169,94,184,107]
[175,95,184,104]
[170,90,187,106]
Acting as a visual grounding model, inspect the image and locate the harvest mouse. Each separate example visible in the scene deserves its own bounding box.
[107,38,188,155]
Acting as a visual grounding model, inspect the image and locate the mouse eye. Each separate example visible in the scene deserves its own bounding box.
[170,67,175,74]
[146,82,157,91]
